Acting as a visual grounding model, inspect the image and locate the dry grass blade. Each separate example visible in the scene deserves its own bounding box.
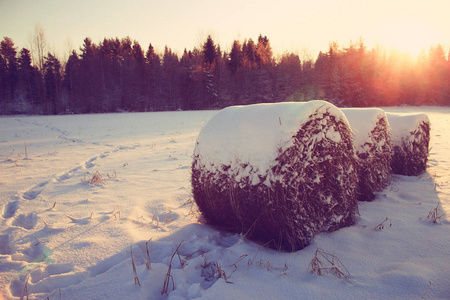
[374,217,392,230]
[21,274,30,300]
[131,246,141,286]
[24,142,28,160]
[44,288,62,300]
[230,254,248,270]
[106,170,117,178]
[309,248,350,280]
[145,238,153,270]
[112,205,121,219]
[162,264,174,295]
[427,202,444,224]
[65,214,77,222]
[201,259,234,284]
[184,249,207,260]
[162,241,184,295]
[82,170,105,185]
[42,218,53,229]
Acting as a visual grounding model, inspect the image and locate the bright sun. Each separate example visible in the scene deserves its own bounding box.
[378,18,440,57]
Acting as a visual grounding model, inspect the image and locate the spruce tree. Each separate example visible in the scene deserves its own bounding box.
[202,35,217,68]
[0,37,18,108]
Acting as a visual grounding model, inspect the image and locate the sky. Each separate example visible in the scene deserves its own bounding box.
[1,0,450,61]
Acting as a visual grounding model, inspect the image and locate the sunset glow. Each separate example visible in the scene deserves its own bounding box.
[375,18,444,57]
[0,0,449,58]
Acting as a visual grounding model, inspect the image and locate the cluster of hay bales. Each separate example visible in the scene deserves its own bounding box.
[341,108,392,201]
[191,101,430,251]
[387,113,431,176]
[192,101,359,251]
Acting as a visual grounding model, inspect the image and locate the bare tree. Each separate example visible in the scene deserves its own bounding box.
[31,23,47,72]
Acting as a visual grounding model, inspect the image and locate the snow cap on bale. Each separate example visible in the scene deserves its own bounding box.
[386,113,430,176]
[342,108,392,201]
[192,100,359,251]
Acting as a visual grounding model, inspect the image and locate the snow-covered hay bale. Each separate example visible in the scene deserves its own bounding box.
[191,100,359,251]
[387,113,430,176]
[342,108,392,201]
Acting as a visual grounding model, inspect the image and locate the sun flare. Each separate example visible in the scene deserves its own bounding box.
[378,18,440,57]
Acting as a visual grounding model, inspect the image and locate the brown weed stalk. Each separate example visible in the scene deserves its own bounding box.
[374,217,392,230]
[162,241,184,295]
[309,248,350,280]
[427,203,444,224]
[21,274,30,300]
[131,246,141,286]
[82,170,105,185]
[145,238,153,270]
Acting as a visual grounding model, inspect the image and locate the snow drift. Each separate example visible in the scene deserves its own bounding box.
[192,100,359,251]
[387,113,430,176]
[342,108,392,201]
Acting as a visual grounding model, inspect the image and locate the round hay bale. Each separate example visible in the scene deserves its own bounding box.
[191,100,359,252]
[342,108,392,201]
[386,113,431,176]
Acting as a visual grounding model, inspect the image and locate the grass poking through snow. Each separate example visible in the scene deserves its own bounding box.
[427,202,444,224]
[309,248,350,280]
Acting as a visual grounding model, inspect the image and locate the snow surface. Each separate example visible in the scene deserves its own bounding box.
[0,107,449,299]
[386,112,430,145]
[341,108,389,150]
[194,100,346,182]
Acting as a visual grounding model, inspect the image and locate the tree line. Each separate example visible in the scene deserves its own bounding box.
[1,34,449,115]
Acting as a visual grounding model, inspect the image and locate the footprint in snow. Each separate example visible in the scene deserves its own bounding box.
[12,213,38,230]
[22,190,42,200]
[0,234,12,254]
[84,157,97,169]
[22,180,50,200]
[2,201,19,218]
[55,166,82,182]
[29,263,74,284]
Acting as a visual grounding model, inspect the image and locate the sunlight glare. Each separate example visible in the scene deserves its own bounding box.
[379,18,440,57]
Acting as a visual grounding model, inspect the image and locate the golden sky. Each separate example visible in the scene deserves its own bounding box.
[0,0,448,59]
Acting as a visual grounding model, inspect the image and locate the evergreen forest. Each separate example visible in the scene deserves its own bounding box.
[1,34,449,115]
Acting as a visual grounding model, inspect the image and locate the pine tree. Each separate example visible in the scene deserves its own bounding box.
[277,53,302,101]
[256,35,273,67]
[228,40,242,74]
[242,39,256,68]
[146,43,161,110]
[43,53,62,114]
[180,48,199,110]
[130,40,147,111]
[202,35,217,68]
[64,50,81,112]
[425,44,448,105]
[161,46,180,110]
[0,53,7,112]
[0,37,18,110]
[18,48,38,113]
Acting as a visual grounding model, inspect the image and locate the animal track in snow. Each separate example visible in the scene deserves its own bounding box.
[10,240,51,264]
[0,234,12,254]
[29,263,75,284]
[12,213,38,230]
[84,157,98,169]
[22,190,42,200]
[2,201,19,218]
[22,180,49,200]
[54,166,82,182]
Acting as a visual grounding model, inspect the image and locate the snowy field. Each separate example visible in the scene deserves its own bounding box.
[0,106,449,300]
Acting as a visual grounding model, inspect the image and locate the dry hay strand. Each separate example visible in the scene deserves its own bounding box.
[309,248,350,280]
[342,108,392,201]
[387,113,430,176]
[192,103,359,252]
[82,170,105,185]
